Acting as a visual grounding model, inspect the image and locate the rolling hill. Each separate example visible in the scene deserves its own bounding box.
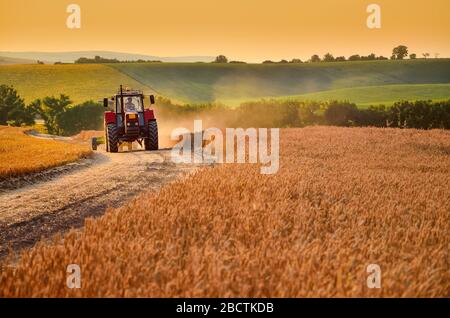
[109,59,450,104]
[0,64,148,104]
[0,56,38,65]
[0,59,449,106]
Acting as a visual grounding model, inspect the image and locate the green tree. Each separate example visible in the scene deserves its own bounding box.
[27,99,42,118]
[348,55,361,61]
[297,102,322,126]
[323,101,359,126]
[213,55,228,63]
[355,105,388,127]
[392,45,408,60]
[310,54,321,62]
[387,100,450,129]
[58,101,103,135]
[0,84,34,126]
[409,53,417,59]
[40,95,72,134]
[323,53,335,62]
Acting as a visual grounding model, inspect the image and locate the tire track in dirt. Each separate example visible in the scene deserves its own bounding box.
[0,147,197,260]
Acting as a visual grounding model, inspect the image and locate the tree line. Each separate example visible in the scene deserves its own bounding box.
[34,45,439,65]
[215,45,435,64]
[155,97,450,130]
[1,85,449,136]
[74,56,162,64]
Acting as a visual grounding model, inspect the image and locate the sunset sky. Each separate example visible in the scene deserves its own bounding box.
[1,0,449,62]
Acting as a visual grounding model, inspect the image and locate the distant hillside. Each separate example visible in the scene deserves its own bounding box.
[109,59,450,104]
[0,56,38,65]
[0,59,449,106]
[0,51,214,63]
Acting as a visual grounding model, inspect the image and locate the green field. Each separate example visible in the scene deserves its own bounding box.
[270,84,450,108]
[0,59,449,106]
[0,64,148,104]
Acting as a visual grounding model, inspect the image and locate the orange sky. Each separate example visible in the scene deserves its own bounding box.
[0,0,449,62]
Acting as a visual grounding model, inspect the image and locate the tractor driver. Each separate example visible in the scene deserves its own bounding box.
[124,97,137,112]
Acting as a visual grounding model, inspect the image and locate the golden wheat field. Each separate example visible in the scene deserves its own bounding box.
[0,126,91,179]
[1,127,449,297]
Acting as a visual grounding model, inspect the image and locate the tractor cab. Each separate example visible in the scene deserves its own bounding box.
[102,86,158,153]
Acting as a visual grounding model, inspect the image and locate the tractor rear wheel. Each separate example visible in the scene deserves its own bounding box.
[145,120,158,151]
[106,124,119,153]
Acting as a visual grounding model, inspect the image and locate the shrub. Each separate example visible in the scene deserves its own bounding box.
[323,101,359,126]
[58,101,104,136]
[388,100,450,129]
[355,105,388,127]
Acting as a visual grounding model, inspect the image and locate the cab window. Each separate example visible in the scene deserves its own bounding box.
[117,96,143,112]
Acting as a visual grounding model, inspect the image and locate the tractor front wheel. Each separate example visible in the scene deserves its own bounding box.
[144,120,158,151]
[106,124,119,153]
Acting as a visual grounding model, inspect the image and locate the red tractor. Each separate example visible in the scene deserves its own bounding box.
[102,85,158,152]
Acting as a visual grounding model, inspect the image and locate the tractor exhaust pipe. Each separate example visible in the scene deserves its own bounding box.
[120,85,124,117]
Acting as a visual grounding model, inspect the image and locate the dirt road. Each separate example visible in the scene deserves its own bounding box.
[0,147,197,260]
